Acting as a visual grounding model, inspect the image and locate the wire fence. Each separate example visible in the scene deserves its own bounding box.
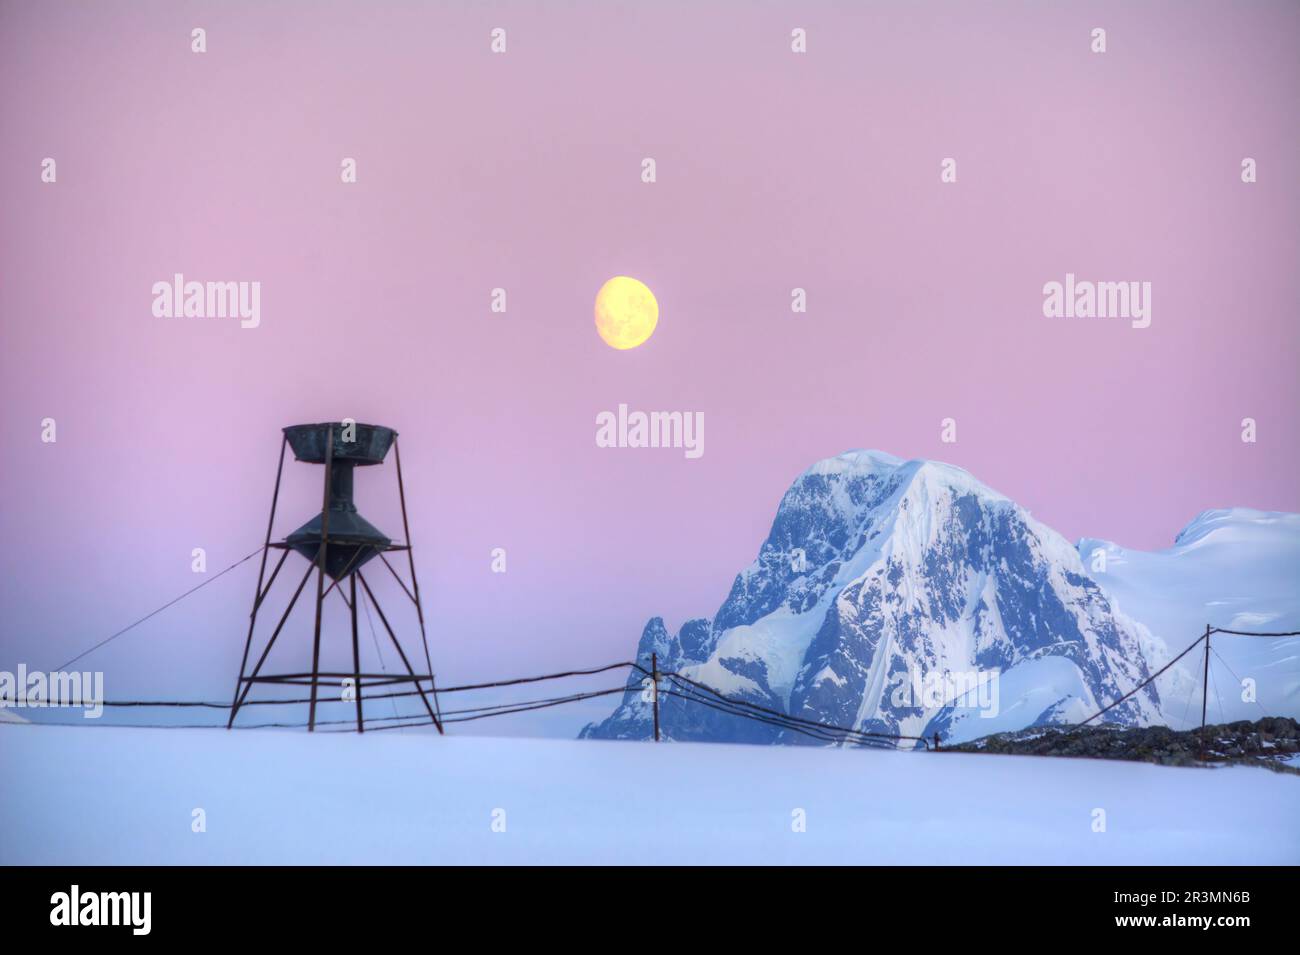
[14,660,928,747]
[1071,625,1300,731]
[8,541,1298,752]
[10,632,1297,749]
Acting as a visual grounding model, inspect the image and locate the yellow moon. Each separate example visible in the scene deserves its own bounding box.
[594,276,658,350]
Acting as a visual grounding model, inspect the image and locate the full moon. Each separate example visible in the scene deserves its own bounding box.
[594,276,658,350]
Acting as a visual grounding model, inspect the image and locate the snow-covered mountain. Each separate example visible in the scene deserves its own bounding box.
[1079,508,1300,728]
[582,450,1167,748]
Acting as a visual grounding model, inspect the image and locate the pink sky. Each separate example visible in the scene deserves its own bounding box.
[2,1,1297,697]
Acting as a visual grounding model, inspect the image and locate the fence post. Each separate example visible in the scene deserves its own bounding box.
[1199,624,1211,760]
[651,652,660,742]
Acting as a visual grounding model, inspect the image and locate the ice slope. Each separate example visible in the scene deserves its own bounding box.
[585,451,1161,746]
[1,723,1296,865]
[1079,508,1300,727]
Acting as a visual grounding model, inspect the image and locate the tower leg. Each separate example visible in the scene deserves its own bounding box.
[358,571,442,730]
[308,427,336,732]
[351,573,364,733]
[228,550,287,725]
[229,436,288,729]
[233,563,316,715]
[394,438,444,733]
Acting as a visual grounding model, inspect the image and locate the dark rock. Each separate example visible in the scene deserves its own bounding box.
[950,716,1300,774]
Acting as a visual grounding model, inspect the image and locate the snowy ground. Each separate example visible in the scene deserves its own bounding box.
[2,723,1297,865]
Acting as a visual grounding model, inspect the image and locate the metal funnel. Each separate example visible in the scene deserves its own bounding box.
[282,423,395,579]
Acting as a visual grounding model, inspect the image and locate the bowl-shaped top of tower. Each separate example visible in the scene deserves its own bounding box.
[283,423,396,465]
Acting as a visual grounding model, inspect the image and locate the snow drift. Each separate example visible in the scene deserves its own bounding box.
[2,723,1296,864]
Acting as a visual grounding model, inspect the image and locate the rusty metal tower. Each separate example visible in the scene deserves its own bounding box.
[227,422,443,733]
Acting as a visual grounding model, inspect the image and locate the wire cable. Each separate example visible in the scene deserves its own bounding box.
[52,546,265,671]
[661,674,915,748]
[9,685,635,733]
[33,627,1296,743]
[663,669,926,745]
[91,661,642,710]
[660,686,897,749]
[1071,630,1207,729]
[358,582,403,725]
[1210,647,1271,720]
